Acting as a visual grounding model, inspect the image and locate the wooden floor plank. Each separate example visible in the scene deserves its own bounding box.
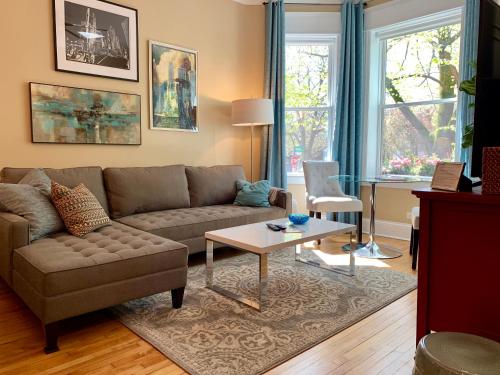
[0,235,417,374]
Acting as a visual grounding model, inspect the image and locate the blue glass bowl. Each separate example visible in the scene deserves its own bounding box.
[288,213,310,225]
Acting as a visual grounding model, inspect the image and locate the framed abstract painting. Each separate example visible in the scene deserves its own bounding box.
[149,40,198,132]
[30,82,141,145]
[53,0,139,81]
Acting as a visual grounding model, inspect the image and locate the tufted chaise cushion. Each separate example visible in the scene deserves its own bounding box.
[13,221,187,297]
[116,205,286,242]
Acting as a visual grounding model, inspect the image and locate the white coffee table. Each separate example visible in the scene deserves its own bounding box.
[205,218,357,311]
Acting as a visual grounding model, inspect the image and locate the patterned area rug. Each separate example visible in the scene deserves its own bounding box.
[113,249,417,375]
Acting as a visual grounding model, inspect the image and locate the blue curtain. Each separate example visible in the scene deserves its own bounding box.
[260,0,287,189]
[458,0,480,176]
[333,0,365,223]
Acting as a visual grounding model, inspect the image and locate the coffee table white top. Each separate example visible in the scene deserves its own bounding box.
[205,218,356,254]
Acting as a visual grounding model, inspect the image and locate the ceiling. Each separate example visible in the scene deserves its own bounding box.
[233,0,344,5]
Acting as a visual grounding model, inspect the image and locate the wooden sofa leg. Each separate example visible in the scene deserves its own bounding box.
[171,287,185,309]
[44,322,60,354]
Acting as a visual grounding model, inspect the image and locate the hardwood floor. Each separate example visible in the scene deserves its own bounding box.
[0,235,417,374]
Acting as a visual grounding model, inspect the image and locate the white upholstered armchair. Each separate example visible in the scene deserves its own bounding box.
[303,161,363,244]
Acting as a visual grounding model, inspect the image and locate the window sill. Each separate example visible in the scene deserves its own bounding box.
[361,181,430,190]
[286,174,430,190]
[287,174,305,185]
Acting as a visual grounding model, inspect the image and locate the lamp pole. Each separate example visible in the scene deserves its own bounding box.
[250,125,254,182]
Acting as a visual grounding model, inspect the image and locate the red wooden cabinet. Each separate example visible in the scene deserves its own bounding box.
[412,188,500,345]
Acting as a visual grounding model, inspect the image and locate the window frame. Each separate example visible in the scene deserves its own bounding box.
[364,8,464,181]
[285,34,339,182]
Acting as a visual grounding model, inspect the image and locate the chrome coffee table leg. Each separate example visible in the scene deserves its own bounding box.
[259,254,268,308]
[206,239,214,288]
[294,230,356,276]
[205,239,266,311]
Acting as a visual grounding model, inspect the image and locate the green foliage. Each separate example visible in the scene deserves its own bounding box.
[382,23,463,173]
[285,45,331,171]
[459,76,476,96]
[458,63,476,149]
[462,123,474,149]
[382,155,440,177]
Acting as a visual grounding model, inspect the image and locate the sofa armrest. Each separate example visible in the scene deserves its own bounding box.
[274,190,293,215]
[0,212,30,286]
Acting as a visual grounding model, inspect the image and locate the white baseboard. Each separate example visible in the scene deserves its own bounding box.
[362,218,411,241]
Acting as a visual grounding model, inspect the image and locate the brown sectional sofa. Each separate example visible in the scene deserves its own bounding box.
[0,164,291,353]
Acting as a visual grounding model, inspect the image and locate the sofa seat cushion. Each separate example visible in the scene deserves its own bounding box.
[12,222,187,297]
[116,205,286,242]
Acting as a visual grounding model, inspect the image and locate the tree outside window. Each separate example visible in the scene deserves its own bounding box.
[285,39,336,175]
[381,23,461,177]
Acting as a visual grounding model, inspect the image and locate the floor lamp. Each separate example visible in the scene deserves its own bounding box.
[231,99,274,182]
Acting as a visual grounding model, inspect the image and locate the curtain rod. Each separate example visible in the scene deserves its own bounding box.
[262,2,367,7]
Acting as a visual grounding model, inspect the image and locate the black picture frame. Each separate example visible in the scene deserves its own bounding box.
[53,0,139,82]
[30,82,142,145]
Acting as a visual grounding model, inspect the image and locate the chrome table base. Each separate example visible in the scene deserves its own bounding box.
[351,241,402,259]
[205,231,356,311]
[206,239,269,311]
[350,182,403,259]
[296,231,357,277]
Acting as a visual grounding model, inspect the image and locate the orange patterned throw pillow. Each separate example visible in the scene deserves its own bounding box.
[51,181,111,237]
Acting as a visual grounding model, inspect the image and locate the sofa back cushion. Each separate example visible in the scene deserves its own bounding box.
[0,166,109,214]
[186,165,245,207]
[103,165,190,218]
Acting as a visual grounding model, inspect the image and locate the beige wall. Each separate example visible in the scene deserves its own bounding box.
[289,184,419,224]
[0,0,264,176]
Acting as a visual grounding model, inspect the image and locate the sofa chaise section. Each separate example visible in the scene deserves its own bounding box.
[0,167,189,353]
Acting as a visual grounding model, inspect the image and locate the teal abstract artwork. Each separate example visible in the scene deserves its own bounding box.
[30,82,141,145]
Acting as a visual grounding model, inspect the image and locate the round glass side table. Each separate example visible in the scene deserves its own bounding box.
[329,175,426,259]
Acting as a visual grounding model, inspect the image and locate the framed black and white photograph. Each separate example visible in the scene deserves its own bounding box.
[53,0,138,81]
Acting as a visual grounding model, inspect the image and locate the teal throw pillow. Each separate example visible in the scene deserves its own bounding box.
[233,179,271,207]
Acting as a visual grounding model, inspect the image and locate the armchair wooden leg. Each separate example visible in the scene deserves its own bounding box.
[171,287,185,309]
[309,211,315,218]
[44,322,60,354]
[412,229,420,270]
[357,211,363,244]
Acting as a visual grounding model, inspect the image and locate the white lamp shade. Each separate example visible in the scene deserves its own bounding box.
[231,99,274,126]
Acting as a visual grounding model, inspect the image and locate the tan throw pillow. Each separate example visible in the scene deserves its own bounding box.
[51,181,111,237]
[268,187,284,206]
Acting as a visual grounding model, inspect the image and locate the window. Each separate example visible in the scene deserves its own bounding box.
[368,10,463,178]
[285,36,337,176]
